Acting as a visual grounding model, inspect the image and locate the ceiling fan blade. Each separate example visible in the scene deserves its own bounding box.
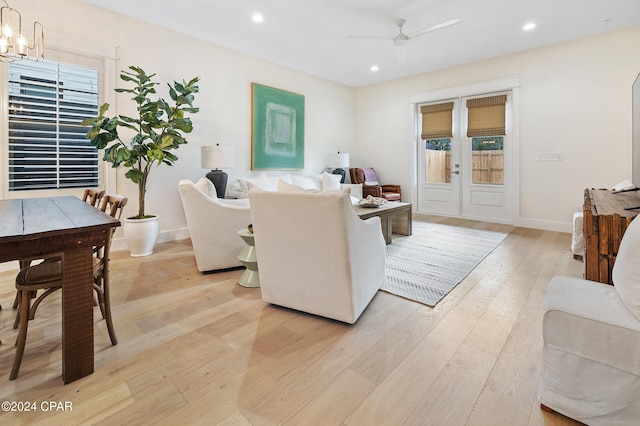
[347,35,391,40]
[408,17,461,39]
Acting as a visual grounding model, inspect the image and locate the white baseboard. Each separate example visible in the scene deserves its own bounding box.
[514,217,572,233]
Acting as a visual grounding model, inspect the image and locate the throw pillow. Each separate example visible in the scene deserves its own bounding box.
[612,217,640,321]
[321,172,342,191]
[277,182,356,204]
[194,177,217,198]
[236,179,249,192]
[246,172,278,191]
[362,167,378,184]
[290,175,322,191]
[278,180,301,192]
[279,174,293,185]
[277,179,320,194]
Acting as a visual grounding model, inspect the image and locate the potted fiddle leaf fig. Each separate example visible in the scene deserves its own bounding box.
[82,65,200,256]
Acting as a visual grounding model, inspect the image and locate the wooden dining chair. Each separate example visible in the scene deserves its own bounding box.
[92,195,128,345]
[82,188,105,207]
[9,194,127,380]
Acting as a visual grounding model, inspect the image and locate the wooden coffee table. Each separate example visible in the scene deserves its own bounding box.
[354,202,412,244]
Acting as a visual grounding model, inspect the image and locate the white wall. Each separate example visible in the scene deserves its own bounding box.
[355,26,640,231]
[16,0,356,248]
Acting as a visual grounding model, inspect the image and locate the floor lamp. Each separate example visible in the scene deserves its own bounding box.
[201,144,235,198]
[329,152,349,183]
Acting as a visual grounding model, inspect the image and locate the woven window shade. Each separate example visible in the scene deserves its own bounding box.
[420,102,454,139]
[466,95,507,137]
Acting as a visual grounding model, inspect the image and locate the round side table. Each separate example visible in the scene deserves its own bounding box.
[237,229,260,287]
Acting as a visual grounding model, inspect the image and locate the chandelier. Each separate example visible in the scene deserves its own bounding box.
[0,1,44,62]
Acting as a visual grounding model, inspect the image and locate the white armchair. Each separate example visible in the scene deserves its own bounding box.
[179,178,252,272]
[540,216,640,425]
[248,190,385,324]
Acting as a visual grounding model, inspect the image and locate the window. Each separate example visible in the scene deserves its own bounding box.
[470,136,504,185]
[7,59,99,191]
[466,95,507,185]
[424,138,452,183]
[421,102,454,183]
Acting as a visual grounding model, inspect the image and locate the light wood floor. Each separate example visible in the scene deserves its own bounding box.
[0,215,584,425]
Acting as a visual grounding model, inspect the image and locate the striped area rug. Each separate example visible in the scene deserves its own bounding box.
[383,220,508,306]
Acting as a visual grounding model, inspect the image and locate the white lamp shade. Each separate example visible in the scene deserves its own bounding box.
[330,152,350,168]
[201,145,235,169]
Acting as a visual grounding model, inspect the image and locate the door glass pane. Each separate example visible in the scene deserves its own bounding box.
[471,136,504,185]
[425,138,451,183]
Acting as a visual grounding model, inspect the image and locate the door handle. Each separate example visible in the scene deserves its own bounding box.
[451,171,460,175]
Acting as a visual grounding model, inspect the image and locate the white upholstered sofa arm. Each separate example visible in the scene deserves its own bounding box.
[179,179,252,272]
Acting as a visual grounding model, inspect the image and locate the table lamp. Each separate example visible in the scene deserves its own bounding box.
[329,152,349,183]
[201,144,235,198]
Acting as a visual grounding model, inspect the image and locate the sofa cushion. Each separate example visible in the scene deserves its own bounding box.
[612,217,640,321]
[194,177,217,198]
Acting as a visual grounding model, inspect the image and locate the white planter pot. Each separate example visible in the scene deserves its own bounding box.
[123,216,160,257]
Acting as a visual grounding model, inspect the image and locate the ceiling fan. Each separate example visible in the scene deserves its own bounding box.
[348,17,462,60]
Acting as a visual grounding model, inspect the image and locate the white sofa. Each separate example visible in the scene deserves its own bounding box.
[539,215,640,425]
[178,178,252,272]
[248,189,385,324]
[228,171,363,200]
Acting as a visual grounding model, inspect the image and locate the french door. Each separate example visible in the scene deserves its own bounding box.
[417,91,514,223]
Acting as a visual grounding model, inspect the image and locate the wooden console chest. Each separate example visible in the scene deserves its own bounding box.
[583,188,640,284]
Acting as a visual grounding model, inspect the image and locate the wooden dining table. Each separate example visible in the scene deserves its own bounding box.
[0,196,120,383]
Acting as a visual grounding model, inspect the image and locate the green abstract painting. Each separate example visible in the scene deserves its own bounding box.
[251,83,305,170]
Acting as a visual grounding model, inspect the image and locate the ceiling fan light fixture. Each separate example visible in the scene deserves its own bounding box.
[393,36,409,46]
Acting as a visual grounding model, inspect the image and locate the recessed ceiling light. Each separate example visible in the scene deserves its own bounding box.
[597,19,610,26]
[252,13,264,23]
[523,22,536,31]
[370,65,379,72]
